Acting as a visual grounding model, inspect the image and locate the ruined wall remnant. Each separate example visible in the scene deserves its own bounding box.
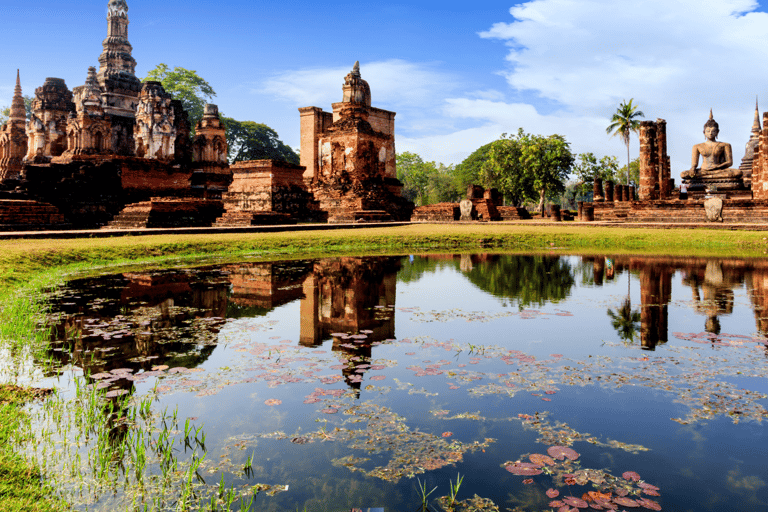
[752,112,768,200]
[639,119,672,201]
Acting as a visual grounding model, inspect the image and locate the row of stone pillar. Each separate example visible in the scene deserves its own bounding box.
[593,178,635,202]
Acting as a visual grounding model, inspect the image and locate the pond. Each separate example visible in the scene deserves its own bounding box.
[25,253,768,511]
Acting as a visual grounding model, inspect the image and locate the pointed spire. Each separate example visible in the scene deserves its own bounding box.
[10,69,26,120]
[352,61,360,76]
[709,108,713,121]
[752,97,760,133]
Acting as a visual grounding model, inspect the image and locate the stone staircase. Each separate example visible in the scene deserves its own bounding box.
[0,199,70,230]
[104,198,224,229]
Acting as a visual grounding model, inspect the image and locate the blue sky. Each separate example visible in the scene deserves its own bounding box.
[3,0,768,175]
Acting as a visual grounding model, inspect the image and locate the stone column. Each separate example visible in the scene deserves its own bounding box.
[629,185,636,201]
[754,113,768,200]
[593,258,605,286]
[577,201,583,221]
[639,121,658,200]
[550,204,561,221]
[583,205,594,221]
[615,184,623,202]
[593,178,604,202]
[656,119,671,199]
[604,180,614,202]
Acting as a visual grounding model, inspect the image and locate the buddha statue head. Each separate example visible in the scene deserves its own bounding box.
[703,109,719,141]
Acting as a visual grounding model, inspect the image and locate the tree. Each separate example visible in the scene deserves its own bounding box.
[517,131,574,214]
[221,117,298,164]
[396,152,431,204]
[618,157,640,188]
[484,131,529,206]
[454,142,494,197]
[606,98,644,186]
[144,64,216,131]
[0,95,33,124]
[607,296,641,344]
[572,152,620,196]
[483,129,574,212]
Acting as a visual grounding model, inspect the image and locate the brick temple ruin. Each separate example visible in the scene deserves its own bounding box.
[3,0,768,230]
[584,110,768,223]
[0,1,413,230]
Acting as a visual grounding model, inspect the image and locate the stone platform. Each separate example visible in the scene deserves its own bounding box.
[0,199,70,231]
[590,199,768,223]
[104,198,224,229]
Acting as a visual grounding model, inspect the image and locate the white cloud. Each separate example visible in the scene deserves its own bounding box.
[462,0,768,172]
[259,59,460,111]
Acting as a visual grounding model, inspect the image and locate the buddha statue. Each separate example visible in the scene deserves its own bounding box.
[681,110,741,180]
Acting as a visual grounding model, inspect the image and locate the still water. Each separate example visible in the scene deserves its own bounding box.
[33,254,768,511]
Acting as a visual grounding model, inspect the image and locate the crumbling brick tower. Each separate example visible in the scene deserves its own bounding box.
[638,119,672,200]
[298,62,413,223]
[752,112,768,199]
[0,71,29,181]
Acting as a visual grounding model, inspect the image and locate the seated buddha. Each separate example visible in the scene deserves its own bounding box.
[681,110,742,180]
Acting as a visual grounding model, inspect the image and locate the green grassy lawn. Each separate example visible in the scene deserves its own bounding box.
[0,222,766,510]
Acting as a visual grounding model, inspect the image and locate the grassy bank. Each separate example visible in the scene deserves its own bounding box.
[0,385,64,511]
[0,222,766,510]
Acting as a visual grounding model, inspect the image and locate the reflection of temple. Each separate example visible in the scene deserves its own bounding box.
[45,257,404,397]
[221,261,312,316]
[588,255,768,349]
[300,257,399,346]
[638,264,672,349]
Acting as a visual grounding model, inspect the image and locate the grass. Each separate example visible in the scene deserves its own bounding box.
[0,385,65,511]
[0,222,766,510]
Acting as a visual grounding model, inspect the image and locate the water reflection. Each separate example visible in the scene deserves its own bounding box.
[43,254,768,388]
[585,255,768,350]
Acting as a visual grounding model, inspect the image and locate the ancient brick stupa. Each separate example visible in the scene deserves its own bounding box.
[299,62,413,223]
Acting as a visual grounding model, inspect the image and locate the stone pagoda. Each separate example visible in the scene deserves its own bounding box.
[0,71,29,180]
[299,62,413,223]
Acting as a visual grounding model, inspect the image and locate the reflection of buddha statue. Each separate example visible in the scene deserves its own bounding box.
[681,110,741,180]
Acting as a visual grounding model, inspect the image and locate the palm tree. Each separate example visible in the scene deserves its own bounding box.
[607,295,641,344]
[606,99,644,186]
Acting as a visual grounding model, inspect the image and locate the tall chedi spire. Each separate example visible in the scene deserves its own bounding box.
[0,70,29,181]
[10,70,26,121]
[97,0,140,118]
[740,98,761,176]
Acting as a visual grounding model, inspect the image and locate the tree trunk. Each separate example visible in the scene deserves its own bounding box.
[626,141,630,186]
[538,188,546,217]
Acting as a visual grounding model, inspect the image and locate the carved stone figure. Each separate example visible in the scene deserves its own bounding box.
[681,111,740,180]
[704,197,724,222]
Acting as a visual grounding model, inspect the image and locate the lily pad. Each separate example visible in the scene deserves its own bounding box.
[548,445,580,461]
[546,488,560,498]
[505,462,543,475]
[530,453,556,466]
[622,471,641,482]
[613,497,640,507]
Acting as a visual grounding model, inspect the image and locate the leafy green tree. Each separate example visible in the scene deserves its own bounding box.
[0,95,33,124]
[454,142,494,197]
[572,153,620,196]
[221,117,298,164]
[484,132,529,206]
[144,64,216,131]
[483,129,574,212]
[618,158,640,188]
[520,132,574,214]
[396,153,459,205]
[606,98,644,185]
[397,152,432,204]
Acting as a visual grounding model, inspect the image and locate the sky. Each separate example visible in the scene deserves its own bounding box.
[2,0,768,176]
